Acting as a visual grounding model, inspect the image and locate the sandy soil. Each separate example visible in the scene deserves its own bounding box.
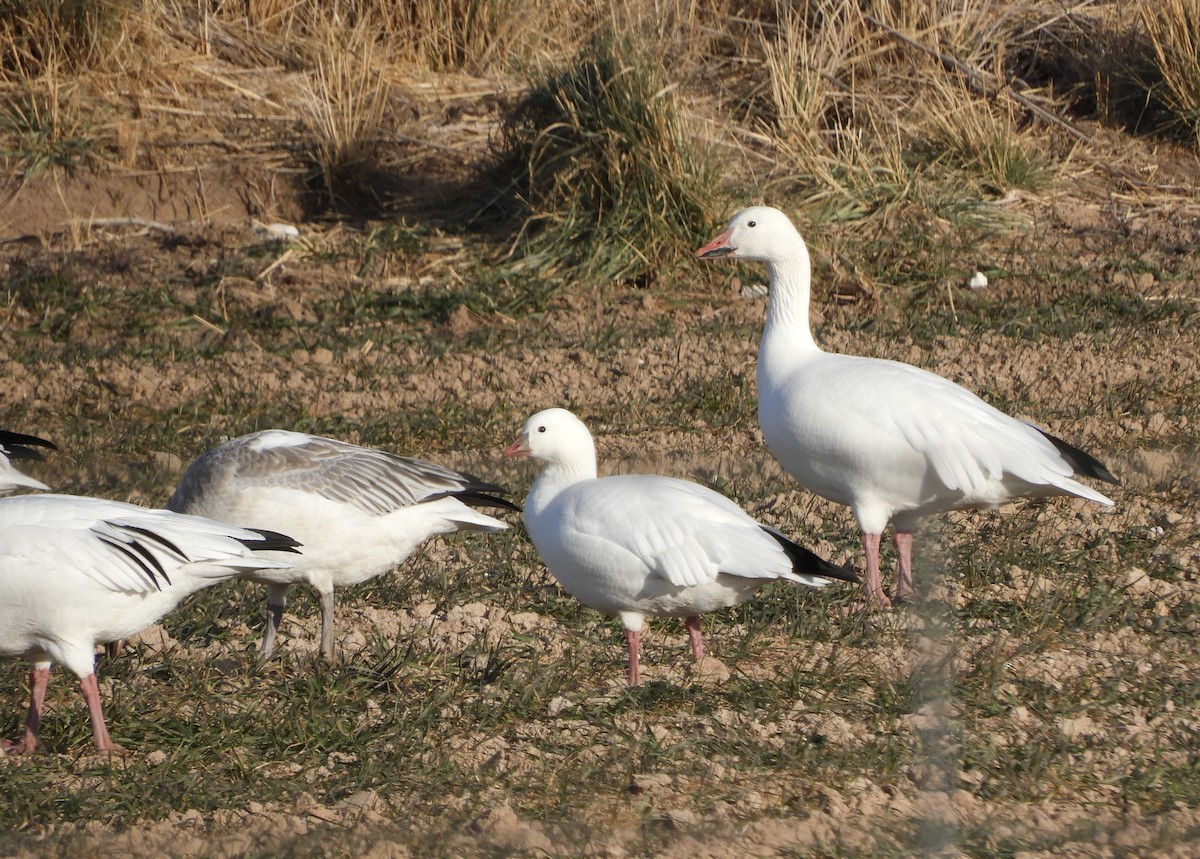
[1,81,1198,858]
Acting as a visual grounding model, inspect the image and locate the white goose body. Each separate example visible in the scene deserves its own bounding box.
[0,493,297,753]
[168,429,518,660]
[697,206,1118,606]
[526,474,821,619]
[757,349,1112,531]
[506,408,856,684]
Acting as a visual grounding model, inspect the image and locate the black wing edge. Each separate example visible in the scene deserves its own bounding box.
[0,430,58,462]
[239,528,303,554]
[423,470,523,513]
[450,489,523,514]
[762,526,860,584]
[1036,428,1120,486]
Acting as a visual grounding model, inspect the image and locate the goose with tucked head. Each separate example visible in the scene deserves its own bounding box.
[168,430,519,662]
[0,493,299,754]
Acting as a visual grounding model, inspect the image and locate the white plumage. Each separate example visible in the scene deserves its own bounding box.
[0,430,56,493]
[0,493,298,754]
[167,430,519,661]
[504,408,856,684]
[696,206,1118,607]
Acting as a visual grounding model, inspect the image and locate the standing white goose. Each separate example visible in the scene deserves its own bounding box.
[503,408,857,685]
[0,430,56,493]
[0,493,299,754]
[167,430,520,661]
[696,206,1119,607]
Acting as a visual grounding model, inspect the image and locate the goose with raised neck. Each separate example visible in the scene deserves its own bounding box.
[697,205,1119,607]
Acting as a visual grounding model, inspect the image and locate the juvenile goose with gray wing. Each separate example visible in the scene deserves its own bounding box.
[0,493,298,753]
[168,430,519,661]
[696,206,1119,607]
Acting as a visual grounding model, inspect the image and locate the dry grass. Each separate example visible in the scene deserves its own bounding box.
[1,1,1192,244]
[298,15,389,200]
[0,0,134,76]
[1141,0,1200,145]
[482,21,718,284]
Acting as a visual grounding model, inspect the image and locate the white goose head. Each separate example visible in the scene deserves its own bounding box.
[694,206,807,265]
[504,408,597,475]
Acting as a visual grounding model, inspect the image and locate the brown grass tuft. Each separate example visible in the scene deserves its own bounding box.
[1141,0,1200,146]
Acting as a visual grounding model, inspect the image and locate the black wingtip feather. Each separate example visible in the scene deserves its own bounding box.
[240,528,303,554]
[0,430,58,462]
[762,526,860,584]
[452,490,523,514]
[1037,429,1120,485]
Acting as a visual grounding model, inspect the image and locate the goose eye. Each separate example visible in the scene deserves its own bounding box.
[747,220,757,228]
[537,426,546,433]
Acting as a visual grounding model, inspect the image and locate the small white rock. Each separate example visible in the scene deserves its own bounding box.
[968,270,989,290]
[256,222,300,242]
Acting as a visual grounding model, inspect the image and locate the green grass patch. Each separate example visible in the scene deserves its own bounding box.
[480,23,719,287]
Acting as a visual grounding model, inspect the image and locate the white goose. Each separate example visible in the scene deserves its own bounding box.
[696,206,1119,607]
[167,430,520,661]
[504,408,857,685]
[0,493,299,754]
[0,430,56,493]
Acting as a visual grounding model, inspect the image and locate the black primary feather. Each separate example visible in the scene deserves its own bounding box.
[96,535,168,591]
[761,526,859,584]
[447,489,523,513]
[239,528,303,554]
[0,430,57,462]
[1036,428,1120,485]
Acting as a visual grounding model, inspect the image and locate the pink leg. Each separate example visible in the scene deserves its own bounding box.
[3,666,50,755]
[894,531,915,602]
[685,616,704,662]
[20,666,50,754]
[625,629,641,686]
[79,674,119,752]
[861,533,892,609]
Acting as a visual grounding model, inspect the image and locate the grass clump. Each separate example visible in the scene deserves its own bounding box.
[0,78,103,177]
[921,87,1050,194]
[484,24,718,286]
[0,0,133,76]
[300,16,390,206]
[745,0,1055,225]
[1140,0,1200,146]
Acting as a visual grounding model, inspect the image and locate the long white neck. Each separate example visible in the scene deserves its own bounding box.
[525,452,597,519]
[761,241,821,359]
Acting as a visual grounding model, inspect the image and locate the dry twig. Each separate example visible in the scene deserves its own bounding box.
[864,14,1092,143]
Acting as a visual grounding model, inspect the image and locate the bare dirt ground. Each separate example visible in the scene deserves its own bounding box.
[1,75,1199,859]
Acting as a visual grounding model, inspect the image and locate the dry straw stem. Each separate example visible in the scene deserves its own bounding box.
[862,12,1091,143]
